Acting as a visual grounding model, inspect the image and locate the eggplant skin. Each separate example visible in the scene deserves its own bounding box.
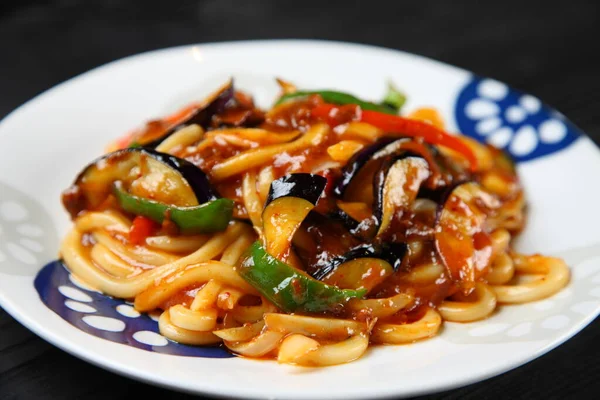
[312,242,407,281]
[62,148,217,217]
[141,148,217,203]
[372,153,429,233]
[335,137,461,203]
[265,174,327,207]
[433,179,472,225]
[142,81,235,149]
[333,137,398,198]
[174,82,234,128]
[328,208,360,232]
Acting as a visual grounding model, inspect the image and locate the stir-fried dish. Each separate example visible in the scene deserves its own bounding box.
[60,79,570,366]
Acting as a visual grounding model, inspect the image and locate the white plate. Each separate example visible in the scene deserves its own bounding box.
[1,40,599,400]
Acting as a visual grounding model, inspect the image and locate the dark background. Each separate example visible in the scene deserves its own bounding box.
[1,1,599,399]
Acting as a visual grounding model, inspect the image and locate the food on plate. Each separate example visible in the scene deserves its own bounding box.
[59,78,569,366]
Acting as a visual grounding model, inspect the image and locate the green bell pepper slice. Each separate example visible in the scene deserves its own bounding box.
[275,90,398,115]
[380,82,406,114]
[114,186,234,234]
[238,241,367,313]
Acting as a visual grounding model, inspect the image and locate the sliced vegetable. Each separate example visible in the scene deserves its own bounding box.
[336,201,372,223]
[114,186,234,234]
[129,216,159,245]
[372,138,447,187]
[373,155,430,236]
[361,110,478,172]
[427,143,470,186]
[127,80,234,148]
[293,210,366,275]
[435,182,499,292]
[263,174,327,259]
[332,139,439,236]
[237,241,366,313]
[62,148,216,218]
[333,138,397,198]
[276,90,397,115]
[329,207,361,233]
[315,243,407,292]
[335,136,450,202]
[266,173,326,206]
[324,258,392,292]
[380,82,406,114]
[312,103,478,172]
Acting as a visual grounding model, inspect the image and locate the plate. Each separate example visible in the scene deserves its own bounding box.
[1,40,599,400]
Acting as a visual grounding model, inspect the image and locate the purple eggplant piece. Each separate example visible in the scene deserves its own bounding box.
[141,148,217,203]
[262,174,328,260]
[329,208,360,231]
[62,148,217,217]
[333,135,446,197]
[334,138,454,236]
[142,81,235,149]
[415,148,467,202]
[372,152,430,236]
[333,137,399,197]
[311,242,407,281]
[266,173,327,207]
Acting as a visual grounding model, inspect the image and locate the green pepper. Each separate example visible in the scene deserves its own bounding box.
[380,82,406,114]
[275,90,398,115]
[238,241,366,313]
[114,186,234,234]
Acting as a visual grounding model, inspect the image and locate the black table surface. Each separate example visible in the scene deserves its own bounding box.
[1,1,599,399]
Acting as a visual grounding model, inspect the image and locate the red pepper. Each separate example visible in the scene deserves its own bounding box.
[129,216,159,245]
[312,104,478,171]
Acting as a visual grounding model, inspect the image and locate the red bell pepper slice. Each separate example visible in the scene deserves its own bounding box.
[312,104,478,171]
[129,215,159,245]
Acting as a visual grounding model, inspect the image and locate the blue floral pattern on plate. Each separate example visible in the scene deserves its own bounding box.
[34,260,232,358]
[455,77,580,162]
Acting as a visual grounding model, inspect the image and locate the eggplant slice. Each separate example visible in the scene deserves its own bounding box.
[293,210,365,277]
[134,80,235,148]
[434,181,500,291]
[262,174,327,260]
[312,242,407,281]
[335,137,448,200]
[62,148,216,217]
[373,154,430,237]
[333,137,397,198]
[266,173,326,206]
[333,138,451,237]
